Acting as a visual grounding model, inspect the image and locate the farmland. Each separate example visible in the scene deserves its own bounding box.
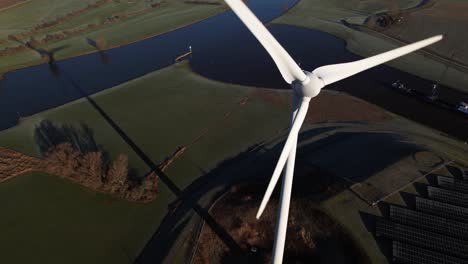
[0,0,227,75]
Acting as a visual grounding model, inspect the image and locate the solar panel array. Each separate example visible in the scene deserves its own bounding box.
[389,205,468,240]
[438,176,468,194]
[416,196,468,223]
[427,186,468,208]
[376,219,468,259]
[393,241,468,264]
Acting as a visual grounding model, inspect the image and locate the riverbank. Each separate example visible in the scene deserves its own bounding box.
[272,0,468,93]
[0,0,228,76]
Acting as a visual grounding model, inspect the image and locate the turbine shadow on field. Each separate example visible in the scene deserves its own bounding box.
[297,131,424,182]
[50,65,244,261]
[8,35,68,75]
[138,126,426,262]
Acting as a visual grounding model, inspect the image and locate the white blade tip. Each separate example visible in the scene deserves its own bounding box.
[429,34,443,42]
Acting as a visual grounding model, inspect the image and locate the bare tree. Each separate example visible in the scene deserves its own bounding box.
[107,154,128,193]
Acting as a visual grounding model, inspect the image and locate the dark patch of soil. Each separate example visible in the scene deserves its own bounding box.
[192,167,370,263]
[251,89,391,124]
[306,92,390,123]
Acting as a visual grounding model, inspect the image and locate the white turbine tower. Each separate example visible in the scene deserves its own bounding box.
[223,0,442,263]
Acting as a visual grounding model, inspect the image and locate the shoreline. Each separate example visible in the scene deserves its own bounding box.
[0,6,230,77]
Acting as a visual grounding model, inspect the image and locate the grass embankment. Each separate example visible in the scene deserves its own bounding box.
[0,0,227,74]
[0,61,292,264]
[272,0,468,93]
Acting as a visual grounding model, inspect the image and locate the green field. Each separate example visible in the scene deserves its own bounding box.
[0,59,467,262]
[0,61,293,263]
[272,0,468,92]
[0,0,226,74]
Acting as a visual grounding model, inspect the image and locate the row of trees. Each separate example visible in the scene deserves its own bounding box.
[34,120,158,202]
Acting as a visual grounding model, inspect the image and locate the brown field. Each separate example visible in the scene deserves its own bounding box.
[192,179,370,263]
[251,89,391,124]
[305,91,391,124]
[382,1,468,65]
[0,0,25,9]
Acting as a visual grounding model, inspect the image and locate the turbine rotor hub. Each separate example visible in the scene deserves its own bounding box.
[291,71,324,98]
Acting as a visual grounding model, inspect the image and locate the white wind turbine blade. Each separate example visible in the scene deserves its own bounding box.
[225,0,307,84]
[313,35,443,86]
[256,97,310,219]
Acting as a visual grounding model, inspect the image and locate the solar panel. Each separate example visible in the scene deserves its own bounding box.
[376,219,468,258]
[427,186,468,208]
[393,241,468,264]
[389,205,468,240]
[416,197,468,223]
[438,176,468,194]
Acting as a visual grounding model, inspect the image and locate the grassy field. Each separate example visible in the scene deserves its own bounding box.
[0,0,226,74]
[0,61,292,263]
[272,0,468,93]
[0,62,467,262]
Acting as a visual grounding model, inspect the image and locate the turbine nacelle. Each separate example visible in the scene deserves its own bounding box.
[291,71,324,99]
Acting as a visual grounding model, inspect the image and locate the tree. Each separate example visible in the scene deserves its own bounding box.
[107,154,128,193]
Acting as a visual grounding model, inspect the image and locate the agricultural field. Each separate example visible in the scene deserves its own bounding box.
[1,60,467,262]
[272,0,468,93]
[0,0,227,75]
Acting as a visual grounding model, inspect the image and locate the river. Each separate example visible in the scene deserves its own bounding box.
[0,0,466,140]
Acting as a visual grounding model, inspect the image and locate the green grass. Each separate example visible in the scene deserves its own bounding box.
[0,61,292,263]
[272,0,468,92]
[0,60,466,262]
[0,0,226,73]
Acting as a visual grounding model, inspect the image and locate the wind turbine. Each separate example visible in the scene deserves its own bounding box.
[223,0,442,263]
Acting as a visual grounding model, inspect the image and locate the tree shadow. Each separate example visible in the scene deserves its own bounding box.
[34,120,100,156]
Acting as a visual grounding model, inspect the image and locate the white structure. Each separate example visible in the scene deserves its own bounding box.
[223,0,442,263]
